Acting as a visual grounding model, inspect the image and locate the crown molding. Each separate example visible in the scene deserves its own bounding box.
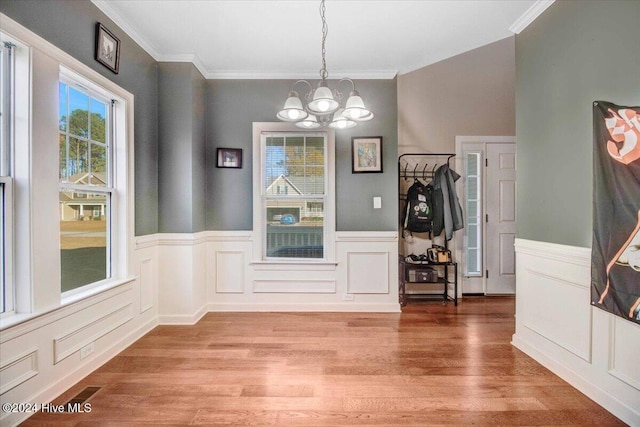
[203,70,398,80]
[91,0,161,59]
[91,0,396,80]
[509,0,555,34]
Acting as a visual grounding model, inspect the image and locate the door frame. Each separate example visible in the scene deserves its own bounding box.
[454,136,516,295]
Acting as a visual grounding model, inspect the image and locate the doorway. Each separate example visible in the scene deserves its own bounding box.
[455,136,516,295]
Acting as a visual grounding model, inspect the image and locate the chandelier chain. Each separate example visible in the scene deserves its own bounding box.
[319,0,328,80]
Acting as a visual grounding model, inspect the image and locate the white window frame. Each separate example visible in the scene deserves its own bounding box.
[252,122,336,265]
[0,16,134,327]
[58,66,126,299]
[0,39,15,315]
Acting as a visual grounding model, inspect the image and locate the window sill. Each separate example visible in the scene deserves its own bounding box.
[60,276,136,307]
[0,276,135,332]
[251,260,338,271]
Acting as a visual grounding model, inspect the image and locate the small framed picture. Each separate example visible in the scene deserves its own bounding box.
[352,136,383,173]
[95,23,121,74]
[217,148,243,168]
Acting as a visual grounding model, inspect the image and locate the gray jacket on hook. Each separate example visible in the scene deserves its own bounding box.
[431,164,464,240]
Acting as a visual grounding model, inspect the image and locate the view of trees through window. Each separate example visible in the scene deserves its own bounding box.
[58,81,110,292]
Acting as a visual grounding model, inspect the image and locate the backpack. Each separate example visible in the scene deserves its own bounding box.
[403,180,433,234]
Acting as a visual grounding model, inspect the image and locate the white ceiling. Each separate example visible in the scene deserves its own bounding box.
[92,0,551,79]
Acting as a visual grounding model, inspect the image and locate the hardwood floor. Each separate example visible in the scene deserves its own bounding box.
[21,297,625,426]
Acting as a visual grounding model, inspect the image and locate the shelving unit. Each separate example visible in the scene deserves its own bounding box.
[398,153,458,306]
[399,257,457,306]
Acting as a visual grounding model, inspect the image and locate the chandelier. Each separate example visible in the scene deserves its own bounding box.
[276,0,374,129]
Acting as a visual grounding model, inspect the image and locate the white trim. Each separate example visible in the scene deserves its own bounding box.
[0,348,38,395]
[252,123,336,264]
[454,136,516,295]
[511,335,639,427]
[158,303,208,325]
[336,231,398,243]
[135,231,253,250]
[207,302,400,313]
[53,302,133,364]
[2,316,157,427]
[515,238,591,265]
[89,2,397,80]
[513,238,640,427]
[509,0,555,34]
[0,282,133,339]
[90,0,161,59]
[155,231,208,247]
[206,70,398,80]
[251,261,337,271]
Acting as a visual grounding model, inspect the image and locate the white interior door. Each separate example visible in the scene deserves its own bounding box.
[485,143,516,294]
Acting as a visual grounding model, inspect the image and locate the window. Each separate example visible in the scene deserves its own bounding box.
[58,76,113,293]
[464,151,482,276]
[0,41,14,314]
[261,133,327,260]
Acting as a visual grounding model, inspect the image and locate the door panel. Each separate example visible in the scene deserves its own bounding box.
[486,144,516,294]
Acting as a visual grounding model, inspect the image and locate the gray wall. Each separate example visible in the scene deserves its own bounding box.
[1,0,399,234]
[398,36,515,154]
[158,63,206,233]
[516,0,640,247]
[205,79,398,231]
[0,0,159,236]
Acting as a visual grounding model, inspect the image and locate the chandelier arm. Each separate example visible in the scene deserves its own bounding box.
[337,78,356,92]
[292,79,314,99]
[333,78,357,104]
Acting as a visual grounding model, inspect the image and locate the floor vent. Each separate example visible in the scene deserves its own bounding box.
[64,386,101,406]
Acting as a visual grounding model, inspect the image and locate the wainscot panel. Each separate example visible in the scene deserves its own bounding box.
[0,349,38,396]
[205,230,399,312]
[513,238,640,426]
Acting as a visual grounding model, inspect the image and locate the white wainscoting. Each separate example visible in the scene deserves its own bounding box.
[206,230,400,312]
[513,238,640,426]
[148,230,400,315]
[0,262,158,426]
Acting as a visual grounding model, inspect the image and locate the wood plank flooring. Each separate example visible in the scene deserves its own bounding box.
[21,297,625,426]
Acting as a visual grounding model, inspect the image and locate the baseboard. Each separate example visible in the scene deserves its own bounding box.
[512,334,639,426]
[8,316,157,427]
[514,238,640,427]
[158,303,208,325]
[207,302,401,313]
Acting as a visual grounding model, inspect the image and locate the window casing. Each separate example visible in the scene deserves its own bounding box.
[262,133,326,260]
[0,41,14,314]
[253,123,335,264]
[58,72,116,294]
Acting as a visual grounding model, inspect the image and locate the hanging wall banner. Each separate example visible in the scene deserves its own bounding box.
[592,101,640,324]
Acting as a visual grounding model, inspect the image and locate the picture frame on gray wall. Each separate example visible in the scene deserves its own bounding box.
[352,136,383,173]
[217,148,243,168]
[95,23,121,74]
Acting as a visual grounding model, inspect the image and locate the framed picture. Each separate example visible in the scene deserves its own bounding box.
[352,136,383,173]
[217,148,243,168]
[95,23,121,74]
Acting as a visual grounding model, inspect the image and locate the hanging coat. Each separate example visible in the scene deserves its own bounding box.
[432,164,464,240]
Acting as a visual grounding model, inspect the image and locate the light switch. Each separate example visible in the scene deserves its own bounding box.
[373,196,382,209]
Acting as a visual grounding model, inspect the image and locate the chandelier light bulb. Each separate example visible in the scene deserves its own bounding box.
[317,100,330,112]
[288,109,300,120]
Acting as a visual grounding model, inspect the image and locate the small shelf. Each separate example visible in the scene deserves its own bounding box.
[399,258,458,306]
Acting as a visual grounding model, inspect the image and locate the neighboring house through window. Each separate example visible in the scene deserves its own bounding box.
[58,73,114,293]
[253,123,335,262]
